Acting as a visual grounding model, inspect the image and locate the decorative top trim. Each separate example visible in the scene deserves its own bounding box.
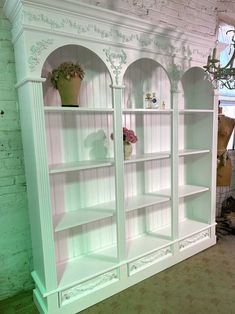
[21,10,208,59]
[4,0,215,46]
[23,11,161,48]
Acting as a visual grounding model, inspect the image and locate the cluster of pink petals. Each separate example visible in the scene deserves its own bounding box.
[123,127,138,143]
[110,127,138,143]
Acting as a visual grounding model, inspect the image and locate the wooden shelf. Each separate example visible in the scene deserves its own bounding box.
[57,246,118,289]
[44,106,114,113]
[58,231,172,289]
[126,232,171,260]
[122,109,173,113]
[49,160,114,174]
[125,193,170,212]
[179,109,213,113]
[179,185,209,198]
[179,149,210,156]
[49,153,170,174]
[54,192,170,232]
[57,218,210,289]
[54,204,115,232]
[151,188,171,197]
[124,152,170,164]
[179,219,210,238]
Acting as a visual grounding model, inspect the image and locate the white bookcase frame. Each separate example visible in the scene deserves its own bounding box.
[4,1,217,313]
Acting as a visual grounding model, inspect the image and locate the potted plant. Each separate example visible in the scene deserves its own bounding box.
[111,127,138,160]
[50,61,85,107]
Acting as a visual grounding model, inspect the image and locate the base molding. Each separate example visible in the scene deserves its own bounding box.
[33,227,216,314]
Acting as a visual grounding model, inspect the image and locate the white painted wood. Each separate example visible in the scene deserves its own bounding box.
[178,185,209,198]
[126,234,171,260]
[57,251,118,288]
[178,219,210,238]
[49,160,114,174]
[124,152,170,163]
[3,0,217,312]
[179,109,214,113]
[123,109,173,113]
[54,209,115,232]
[44,107,114,112]
[179,149,210,156]
[125,194,170,212]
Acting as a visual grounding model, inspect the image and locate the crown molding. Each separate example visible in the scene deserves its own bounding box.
[3,0,215,48]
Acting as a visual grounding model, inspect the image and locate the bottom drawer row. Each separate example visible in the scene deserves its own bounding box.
[60,228,211,306]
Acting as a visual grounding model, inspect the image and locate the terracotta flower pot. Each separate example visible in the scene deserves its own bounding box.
[57,76,81,107]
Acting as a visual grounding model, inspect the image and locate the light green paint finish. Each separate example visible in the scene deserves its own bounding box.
[0,6,33,301]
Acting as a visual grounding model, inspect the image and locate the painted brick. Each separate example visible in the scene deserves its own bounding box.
[0,197,27,213]
[15,174,26,185]
[0,176,14,187]
[0,49,14,60]
[0,5,33,302]
[0,131,23,151]
[83,0,219,37]
[0,30,11,40]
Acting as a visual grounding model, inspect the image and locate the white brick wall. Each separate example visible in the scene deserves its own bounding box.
[82,0,219,37]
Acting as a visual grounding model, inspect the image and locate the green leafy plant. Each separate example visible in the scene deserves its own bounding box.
[50,61,85,89]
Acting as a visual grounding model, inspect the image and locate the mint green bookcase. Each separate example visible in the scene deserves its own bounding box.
[3,1,217,313]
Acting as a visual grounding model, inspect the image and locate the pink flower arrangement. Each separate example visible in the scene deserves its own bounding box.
[110,127,138,143]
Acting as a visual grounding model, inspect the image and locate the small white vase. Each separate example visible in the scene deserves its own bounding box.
[123,141,132,160]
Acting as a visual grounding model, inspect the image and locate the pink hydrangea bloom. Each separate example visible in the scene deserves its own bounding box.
[110,127,137,143]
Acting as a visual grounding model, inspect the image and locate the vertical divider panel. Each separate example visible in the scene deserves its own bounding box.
[171,89,180,242]
[210,91,218,224]
[111,85,126,262]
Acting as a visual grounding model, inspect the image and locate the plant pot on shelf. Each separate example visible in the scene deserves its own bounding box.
[57,76,81,107]
[50,61,85,107]
[123,141,132,160]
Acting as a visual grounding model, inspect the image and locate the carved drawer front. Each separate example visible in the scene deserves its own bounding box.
[60,269,119,306]
[128,246,172,276]
[179,229,211,251]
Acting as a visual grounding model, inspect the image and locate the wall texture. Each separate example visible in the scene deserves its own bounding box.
[82,0,219,37]
[0,0,235,302]
[0,5,33,301]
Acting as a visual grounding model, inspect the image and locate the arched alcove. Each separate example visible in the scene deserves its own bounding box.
[181,67,214,110]
[42,44,112,108]
[123,58,171,109]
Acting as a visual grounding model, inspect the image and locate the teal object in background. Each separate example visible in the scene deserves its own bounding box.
[0,5,33,301]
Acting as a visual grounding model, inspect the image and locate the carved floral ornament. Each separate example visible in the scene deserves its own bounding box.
[179,229,210,250]
[103,47,127,85]
[60,270,118,305]
[129,246,172,275]
[28,39,54,72]
[22,10,205,61]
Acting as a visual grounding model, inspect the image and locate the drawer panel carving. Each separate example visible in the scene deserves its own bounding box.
[128,246,172,276]
[60,269,119,306]
[179,229,211,251]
